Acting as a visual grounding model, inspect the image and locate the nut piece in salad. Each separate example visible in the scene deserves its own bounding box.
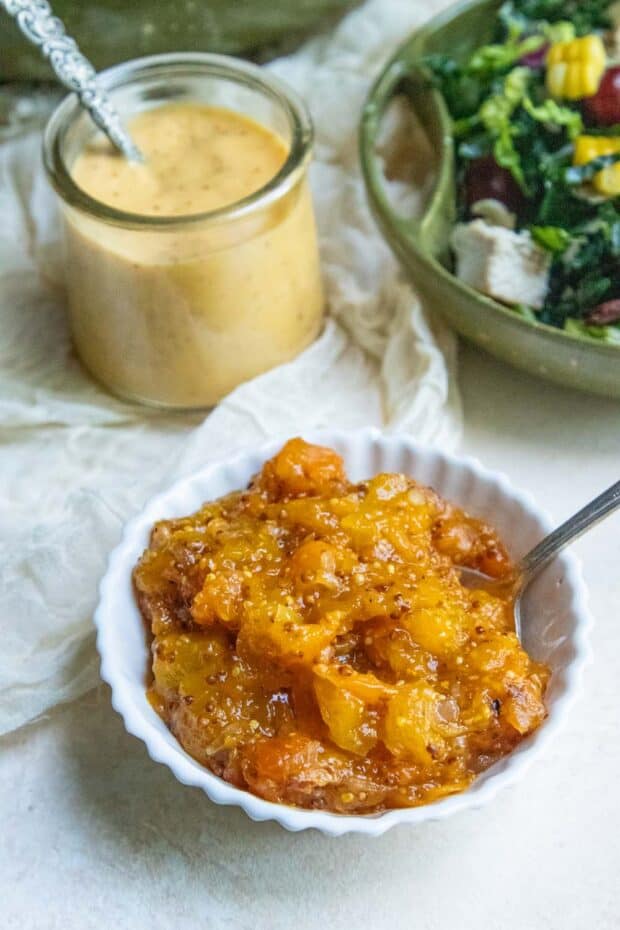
[428,0,620,343]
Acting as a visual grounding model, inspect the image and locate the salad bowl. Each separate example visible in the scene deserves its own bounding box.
[360,0,620,398]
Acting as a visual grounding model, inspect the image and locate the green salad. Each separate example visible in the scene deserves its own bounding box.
[427,0,620,344]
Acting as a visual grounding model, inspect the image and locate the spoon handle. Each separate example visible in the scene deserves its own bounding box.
[519,479,620,582]
[1,0,142,162]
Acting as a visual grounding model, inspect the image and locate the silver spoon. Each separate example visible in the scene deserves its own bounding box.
[460,479,620,640]
[1,0,143,162]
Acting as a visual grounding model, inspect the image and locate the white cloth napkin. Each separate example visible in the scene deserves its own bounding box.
[0,0,461,735]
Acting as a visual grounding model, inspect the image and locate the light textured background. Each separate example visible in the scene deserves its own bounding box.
[2,345,619,930]
[2,0,620,924]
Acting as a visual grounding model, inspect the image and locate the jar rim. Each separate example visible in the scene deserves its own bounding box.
[42,52,314,229]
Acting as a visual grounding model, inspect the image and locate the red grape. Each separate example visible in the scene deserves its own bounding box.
[583,66,620,126]
[463,155,526,214]
[585,299,620,325]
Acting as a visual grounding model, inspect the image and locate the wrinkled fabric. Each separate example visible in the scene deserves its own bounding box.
[0,0,461,734]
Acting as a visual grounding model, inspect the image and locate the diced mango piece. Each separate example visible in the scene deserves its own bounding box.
[383,683,460,764]
[313,672,378,755]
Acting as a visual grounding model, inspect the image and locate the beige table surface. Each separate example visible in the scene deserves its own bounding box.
[2,343,619,930]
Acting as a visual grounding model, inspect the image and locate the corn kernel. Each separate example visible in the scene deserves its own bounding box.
[546,35,606,100]
[574,134,620,195]
[596,164,620,195]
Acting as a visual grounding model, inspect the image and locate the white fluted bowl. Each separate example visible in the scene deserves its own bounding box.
[95,429,592,836]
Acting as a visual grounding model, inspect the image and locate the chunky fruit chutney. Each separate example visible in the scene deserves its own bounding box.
[134,439,549,814]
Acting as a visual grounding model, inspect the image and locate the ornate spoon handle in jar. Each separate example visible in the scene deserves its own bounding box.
[1,0,143,162]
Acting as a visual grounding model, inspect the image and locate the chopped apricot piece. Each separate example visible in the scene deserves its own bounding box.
[254,437,346,499]
[191,569,244,626]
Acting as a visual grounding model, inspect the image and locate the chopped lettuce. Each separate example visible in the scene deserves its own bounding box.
[541,20,576,42]
[530,225,572,252]
[468,34,545,75]
[479,68,531,187]
[522,98,583,139]
[480,68,531,128]
[564,319,620,343]
[512,303,539,320]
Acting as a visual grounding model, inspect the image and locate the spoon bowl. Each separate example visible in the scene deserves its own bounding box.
[458,566,523,637]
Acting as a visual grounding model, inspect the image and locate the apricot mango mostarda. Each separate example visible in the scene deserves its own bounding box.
[133,438,548,813]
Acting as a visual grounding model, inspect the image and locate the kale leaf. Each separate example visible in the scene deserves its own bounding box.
[498,0,611,35]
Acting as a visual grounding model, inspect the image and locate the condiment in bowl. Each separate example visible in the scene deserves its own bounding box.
[94,429,592,835]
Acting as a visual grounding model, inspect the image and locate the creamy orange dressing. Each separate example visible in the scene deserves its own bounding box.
[72,104,289,216]
[63,103,323,407]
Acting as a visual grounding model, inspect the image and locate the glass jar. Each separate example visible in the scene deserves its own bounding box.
[43,54,324,409]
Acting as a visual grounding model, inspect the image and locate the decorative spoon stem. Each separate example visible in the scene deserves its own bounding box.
[1,0,143,162]
[518,479,620,582]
